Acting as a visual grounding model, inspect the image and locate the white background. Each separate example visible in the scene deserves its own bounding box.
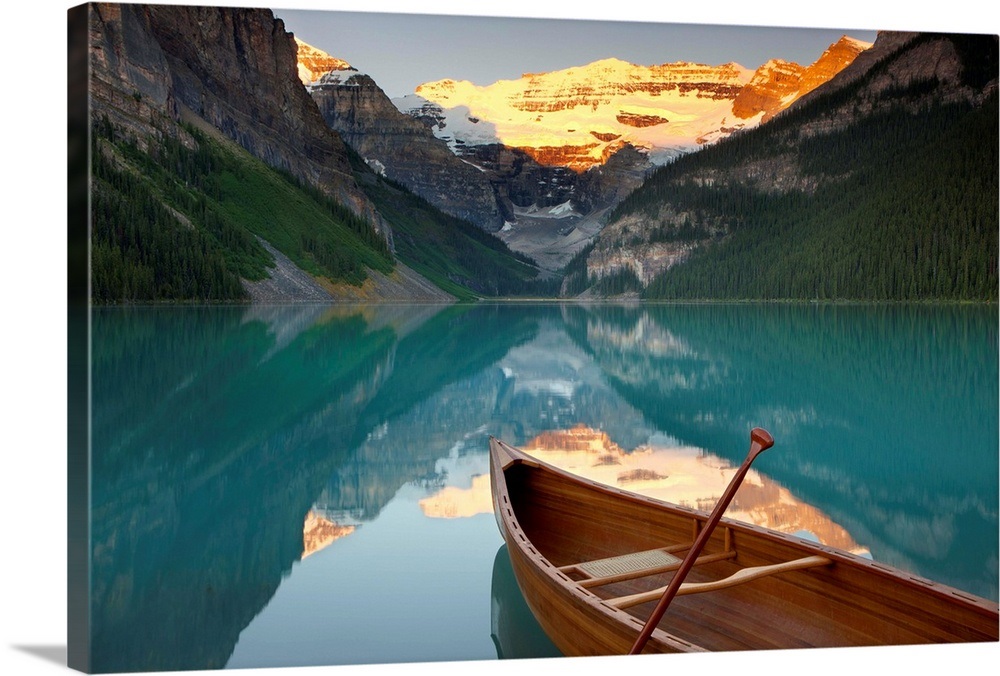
[2,1,997,675]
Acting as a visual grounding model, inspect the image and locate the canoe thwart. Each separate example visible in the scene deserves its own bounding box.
[609,554,834,609]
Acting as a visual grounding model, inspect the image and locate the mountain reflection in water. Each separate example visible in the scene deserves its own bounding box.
[417,425,868,557]
[88,302,998,672]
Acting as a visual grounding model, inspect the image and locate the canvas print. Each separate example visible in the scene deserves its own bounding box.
[67,1,999,673]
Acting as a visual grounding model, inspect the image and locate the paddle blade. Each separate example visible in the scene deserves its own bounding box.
[749,427,774,458]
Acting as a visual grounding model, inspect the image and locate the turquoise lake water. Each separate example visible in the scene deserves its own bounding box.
[88,302,998,672]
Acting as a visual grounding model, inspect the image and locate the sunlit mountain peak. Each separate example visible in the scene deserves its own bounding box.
[294,37,355,85]
[396,39,869,171]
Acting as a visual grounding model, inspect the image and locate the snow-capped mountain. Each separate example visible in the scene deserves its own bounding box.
[393,37,871,171]
[295,37,354,85]
[395,58,752,170]
[294,35,870,271]
[297,39,506,231]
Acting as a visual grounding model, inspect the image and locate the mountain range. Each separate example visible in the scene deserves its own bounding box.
[302,34,868,269]
[78,4,998,303]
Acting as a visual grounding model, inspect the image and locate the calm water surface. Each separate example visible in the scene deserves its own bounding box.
[89,302,998,672]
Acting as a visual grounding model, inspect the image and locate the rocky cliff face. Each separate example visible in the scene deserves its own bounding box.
[797,36,874,99]
[790,32,997,127]
[731,59,807,121]
[87,3,179,146]
[732,37,871,122]
[88,3,379,229]
[303,51,506,231]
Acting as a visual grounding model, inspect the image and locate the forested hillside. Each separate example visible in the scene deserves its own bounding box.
[344,150,555,300]
[85,3,553,304]
[90,118,394,303]
[90,115,552,303]
[585,33,998,301]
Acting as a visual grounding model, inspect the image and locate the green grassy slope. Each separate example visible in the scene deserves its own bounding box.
[91,117,393,303]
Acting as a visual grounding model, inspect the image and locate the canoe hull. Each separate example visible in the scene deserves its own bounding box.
[502,519,702,655]
[491,438,705,654]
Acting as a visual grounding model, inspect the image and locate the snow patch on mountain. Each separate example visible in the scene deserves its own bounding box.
[309,69,365,90]
[394,94,502,150]
[841,37,875,52]
[512,200,581,220]
[365,158,387,176]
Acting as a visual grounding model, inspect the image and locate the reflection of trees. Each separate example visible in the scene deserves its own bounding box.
[87,301,998,672]
[349,304,540,444]
[90,306,398,671]
[561,303,999,600]
[88,303,541,672]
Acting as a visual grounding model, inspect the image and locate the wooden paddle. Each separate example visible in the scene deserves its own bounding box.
[628,427,775,654]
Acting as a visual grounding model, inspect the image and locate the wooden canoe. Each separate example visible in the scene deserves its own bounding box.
[489,436,999,656]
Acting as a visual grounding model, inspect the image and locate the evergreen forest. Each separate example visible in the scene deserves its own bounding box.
[90,118,393,303]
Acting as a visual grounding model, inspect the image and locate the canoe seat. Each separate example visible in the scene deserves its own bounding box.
[576,549,682,579]
[560,543,737,589]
